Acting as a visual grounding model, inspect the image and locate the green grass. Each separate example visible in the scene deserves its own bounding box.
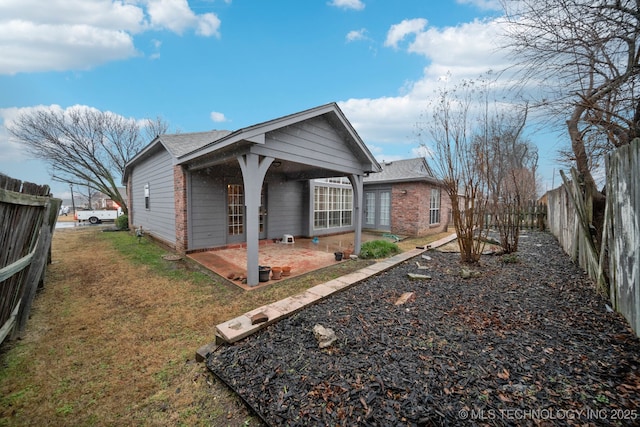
[97,231,215,286]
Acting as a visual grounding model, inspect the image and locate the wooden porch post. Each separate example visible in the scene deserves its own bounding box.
[349,174,364,255]
[238,153,273,286]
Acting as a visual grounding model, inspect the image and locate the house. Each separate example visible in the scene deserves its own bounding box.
[123,103,381,286]
[310,158,452,237]
[362,158,451,237]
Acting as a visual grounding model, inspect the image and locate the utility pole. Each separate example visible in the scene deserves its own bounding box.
[70,183,76,215]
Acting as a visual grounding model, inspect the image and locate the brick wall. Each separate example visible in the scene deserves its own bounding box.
[174,165,188,253]
[391,182,451,237]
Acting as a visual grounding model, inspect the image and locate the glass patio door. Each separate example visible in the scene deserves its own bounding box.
[259,186,267,239]
[363,189,391,231]
[227,184,267,243]
[227,184,244,244]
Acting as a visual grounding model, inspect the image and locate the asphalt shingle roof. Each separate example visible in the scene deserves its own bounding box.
[160,130,232,158]
[364,158,438,184]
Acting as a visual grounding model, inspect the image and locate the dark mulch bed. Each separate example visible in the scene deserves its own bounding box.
[207,232,640,426]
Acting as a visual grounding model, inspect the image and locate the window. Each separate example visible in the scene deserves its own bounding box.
[365,192,375,225]
[323,177,350,185]
[228,184,244,235]
[379,191,390,227]
[313,182,353,230]
[144,184,150,210]
[430,188,441,224]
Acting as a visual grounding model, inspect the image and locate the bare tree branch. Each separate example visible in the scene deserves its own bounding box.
[7,107,169,214]
[499,0,640,202]
[419,77,492,263]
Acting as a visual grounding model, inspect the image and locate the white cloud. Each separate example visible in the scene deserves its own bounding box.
[408,19,504,65]
[342,15,561,189]
[346,29,368,42]
[0,0,221,75]
[0,106,29,162]
[196,13,222,37]
[328,0,365,11]
[341,16,517,156]
[210,111,228,123]
[0,20,137,74]
[339,95,425,147]
[384,18,428,49]
[149,39,162,60]
[456,0,503,11]
[0,0,145,33]
[145,0,221,37]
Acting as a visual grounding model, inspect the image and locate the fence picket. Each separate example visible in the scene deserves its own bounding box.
[547,138,640,337]
[484,201,547,230]
[0,173,61,345]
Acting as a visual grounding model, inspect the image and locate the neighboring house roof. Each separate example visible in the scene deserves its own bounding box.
[364,158,440,185]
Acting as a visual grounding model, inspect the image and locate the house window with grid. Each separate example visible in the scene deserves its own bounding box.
[313,183,353,229]
[430,188,441,225]
[144,183,150,210]
[227,184,244,235]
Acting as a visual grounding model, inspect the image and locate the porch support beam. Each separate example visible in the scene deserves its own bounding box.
[238,153,273,286]
[349,174,364,255]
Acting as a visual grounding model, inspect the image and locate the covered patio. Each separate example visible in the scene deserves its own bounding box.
[188,232,384,290]
[174,103,381,286]
[124,103,382,286]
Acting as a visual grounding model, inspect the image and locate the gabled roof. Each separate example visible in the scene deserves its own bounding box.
[124,102,381,182]
[176,102,380,173]
[364,158,439,185]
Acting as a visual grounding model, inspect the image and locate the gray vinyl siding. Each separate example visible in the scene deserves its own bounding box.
[265,179,306,239]
[189,170,227,250]
[252,116,367,174]
[130,148,176,245]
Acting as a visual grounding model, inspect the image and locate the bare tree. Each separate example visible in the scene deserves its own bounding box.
[8,106,168,214]
[419,79,491,263]
[479,106,538,253]
[499,0,640,238]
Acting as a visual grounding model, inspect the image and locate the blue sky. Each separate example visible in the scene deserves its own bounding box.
[0,0,565,200]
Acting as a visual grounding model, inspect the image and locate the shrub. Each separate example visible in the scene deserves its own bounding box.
[501,253,520,264]
[359,240,400,259]
[115,214,129,230]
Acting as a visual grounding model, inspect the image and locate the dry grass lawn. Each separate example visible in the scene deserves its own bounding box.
[0,220,451,426]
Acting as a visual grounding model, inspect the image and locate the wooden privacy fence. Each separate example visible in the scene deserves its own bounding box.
[484,200,547,230]
[547,138,640,336]
[605,138,640,336]
[547,169,602,287]
[0,174,61,345]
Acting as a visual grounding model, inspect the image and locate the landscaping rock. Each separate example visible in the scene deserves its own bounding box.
[312,324,336,349]
[250,312,269,325]
[407,273,431,279]
[207,231,640,426]
[394,292,415,305]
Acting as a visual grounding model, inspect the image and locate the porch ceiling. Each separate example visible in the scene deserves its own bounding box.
[187,155,363,181]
